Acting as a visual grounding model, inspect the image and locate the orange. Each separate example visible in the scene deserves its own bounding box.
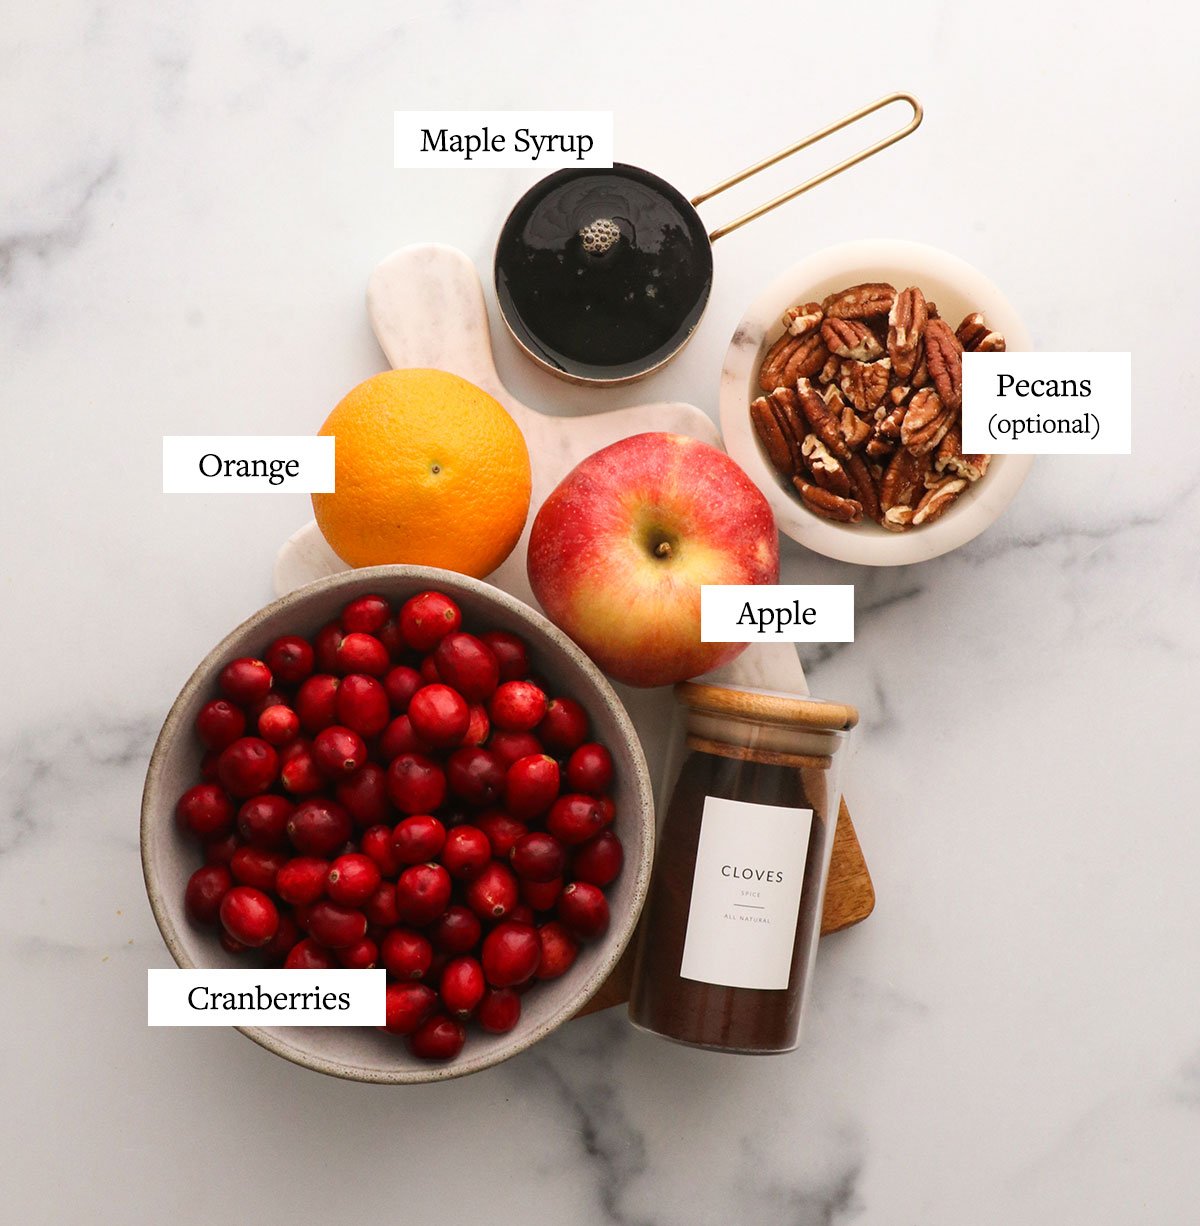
[312,368,531,577]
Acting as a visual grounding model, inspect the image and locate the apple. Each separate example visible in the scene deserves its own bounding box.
[527,432,779,687]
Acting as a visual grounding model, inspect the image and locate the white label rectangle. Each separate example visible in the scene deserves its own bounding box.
[679,796,813,991]
[147,969,385,1026]
[961,351,1131,454]
[701,585,854,643]
[394,111,613,168]
[162,436,335,493]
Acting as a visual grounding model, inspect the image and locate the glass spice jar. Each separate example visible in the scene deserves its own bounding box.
[628,682,857,1054]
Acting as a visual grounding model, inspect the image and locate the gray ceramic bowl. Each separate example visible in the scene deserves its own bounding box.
[141,565,654,1083]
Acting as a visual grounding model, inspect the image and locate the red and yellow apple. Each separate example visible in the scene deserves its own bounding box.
[527,432,779,687]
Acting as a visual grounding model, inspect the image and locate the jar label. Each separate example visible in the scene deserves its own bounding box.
[679,795,813,991]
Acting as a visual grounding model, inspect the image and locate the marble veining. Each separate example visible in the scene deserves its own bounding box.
[3,2,1197,1223]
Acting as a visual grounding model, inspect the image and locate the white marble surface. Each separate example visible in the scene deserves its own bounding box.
[2,2,1196,1222]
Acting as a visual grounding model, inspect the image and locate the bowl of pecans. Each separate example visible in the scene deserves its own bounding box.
[720,239,1033,565]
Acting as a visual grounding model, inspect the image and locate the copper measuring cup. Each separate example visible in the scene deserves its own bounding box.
[494,93,923,386]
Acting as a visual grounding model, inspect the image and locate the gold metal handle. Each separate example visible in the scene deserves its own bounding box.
[691,93,923,243]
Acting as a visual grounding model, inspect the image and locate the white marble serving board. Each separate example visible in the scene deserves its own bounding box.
[273,243,808,718]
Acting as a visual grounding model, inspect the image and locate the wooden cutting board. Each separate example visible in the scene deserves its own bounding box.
[273,244,875,1017]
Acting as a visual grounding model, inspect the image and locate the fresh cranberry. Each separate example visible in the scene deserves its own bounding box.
[176,783,235,840]
[327,852,382,905]
[465,704,490,746]
[219,658,273,706]
[441,825,491,880]
[520,875,564,912]
[295,674,340,734]
[195,699,246,751]
[386,753,447,815]
[297,900,367,949]
[377,616,407,660]
[440,957,486,1017]
[215,737,279,797]
[262,912,302,961]
[510,832,566,882]
[395,862,452,925]
[489,730,544,768]
[312,725,368,779]
[219,886,278,947]
[337,936,379,969]
[184,864,232,925]
[557,882,610,941]
[276,856,329,905]
[400,591,462,651]
[408,684,469,748]
[380,715,428,759]
[203,832,241,865]
[265,635,314,684]
[286,938,336,970]
[571,830,624,887]
[480,631,529,681]
[278,739,323,794]
[433,633,500,701]
[546,794,606,845]
[430,905,483,954]
[566,743,614,795]
[360,824,400,877]
[419,655,441,684]
[476,811,528,858]
[408,1014,466,1061]
[489,680,548,732]
[333,632,389,676]
[384,982,438,1035]
[235,794,293,850]
[536,921,579,979]
[481,921,541,987]
[478,987,522,1034]
[392,814,446,865]
[341,594,391,634]
[504,754,561,818]
[383,665,422,713]
[314,622,345,673]
[334,763,390,827]
[539,697,590,755]
[380,927,433,979]
[364,882,400,927]
[286,797,352,857]
[447,746,505,807]
[595,796,616,826]
[230,846,286,892]
[465,862,519,921]
[335,674,390,737]
[257,704,300,746]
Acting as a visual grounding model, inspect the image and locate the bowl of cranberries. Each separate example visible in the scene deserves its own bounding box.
[141,565,653,1082]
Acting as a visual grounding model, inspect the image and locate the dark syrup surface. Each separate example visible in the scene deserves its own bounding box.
[495,164,712,380]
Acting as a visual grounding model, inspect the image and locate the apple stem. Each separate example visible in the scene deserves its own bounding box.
[654,540,672,559]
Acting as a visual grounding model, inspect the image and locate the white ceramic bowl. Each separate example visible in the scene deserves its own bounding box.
[720,239,1034,565]
[141,565,654,1083]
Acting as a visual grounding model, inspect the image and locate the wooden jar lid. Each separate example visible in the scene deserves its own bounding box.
[675,682,858,732]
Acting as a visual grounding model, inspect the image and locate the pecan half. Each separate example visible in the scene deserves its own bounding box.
[923,318,963,411]
[792,479,863,523]
[758,333,801,392]
[781,331,829,384]
[879,447,923,513]
[866,401,906,459]
[844,452,881,522]
[750,396,793,476]
[838,358,891,414]
[880,506,914,532]
[936,427,990,482]
[887,286,928,380]
[795,378,851,461]
[821,318,885,362]
[817,354,840,385]
[901,387,954,456]
[822,282,896,320]
[800,435,853,497]
[912,476,968,526]
[955,312,1006,353]
[783,301,824,338]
